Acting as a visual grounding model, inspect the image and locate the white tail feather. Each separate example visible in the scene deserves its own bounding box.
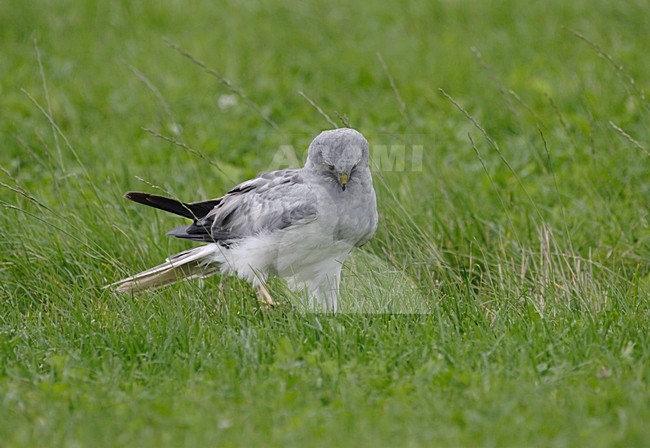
[107,245,219,294]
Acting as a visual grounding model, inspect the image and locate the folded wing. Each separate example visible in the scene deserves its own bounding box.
[161,169,319,245]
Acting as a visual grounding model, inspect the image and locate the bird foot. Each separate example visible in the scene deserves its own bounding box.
[257,284,276,308]
[256,285,295,311]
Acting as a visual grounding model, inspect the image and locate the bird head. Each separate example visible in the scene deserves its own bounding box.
[305,128,370,192]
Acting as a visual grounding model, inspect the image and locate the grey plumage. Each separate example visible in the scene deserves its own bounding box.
[166,169,319,244]
[108,128,378,311]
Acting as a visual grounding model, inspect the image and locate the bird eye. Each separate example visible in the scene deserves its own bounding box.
[324,163,335,170]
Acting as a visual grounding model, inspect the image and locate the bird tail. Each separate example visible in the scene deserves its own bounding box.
[106,245,220,294]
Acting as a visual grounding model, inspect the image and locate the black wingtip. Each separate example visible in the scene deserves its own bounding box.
[123,191,221,220]
[123,191,190,217]
[124,191,146,201]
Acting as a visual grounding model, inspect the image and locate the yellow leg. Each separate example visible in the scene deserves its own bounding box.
[257,284,276,308]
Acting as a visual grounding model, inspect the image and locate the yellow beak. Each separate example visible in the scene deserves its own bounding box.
[339,173,348,191]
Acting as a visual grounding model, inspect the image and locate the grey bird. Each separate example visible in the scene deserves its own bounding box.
[108,128,378,311]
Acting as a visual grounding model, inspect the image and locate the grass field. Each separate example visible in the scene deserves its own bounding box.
[1,0,649,446]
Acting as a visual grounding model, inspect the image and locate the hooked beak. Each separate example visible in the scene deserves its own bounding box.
[339,173,348,191]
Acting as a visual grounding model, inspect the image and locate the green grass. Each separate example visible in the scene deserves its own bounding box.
[1,0,649,446]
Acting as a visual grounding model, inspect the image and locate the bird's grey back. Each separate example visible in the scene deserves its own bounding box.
[167,168,319,244]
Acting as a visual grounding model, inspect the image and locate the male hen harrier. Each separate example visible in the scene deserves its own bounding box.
[109,128,377,311]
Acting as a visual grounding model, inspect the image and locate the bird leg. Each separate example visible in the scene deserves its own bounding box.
[256,284,276,308]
